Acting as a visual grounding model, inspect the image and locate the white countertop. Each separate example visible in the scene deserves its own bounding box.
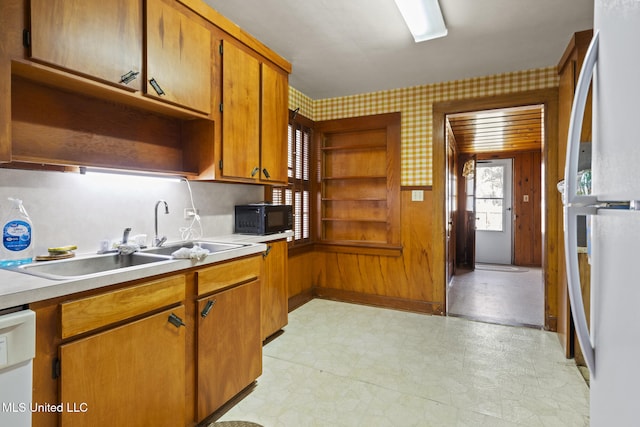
[0,232,292,310]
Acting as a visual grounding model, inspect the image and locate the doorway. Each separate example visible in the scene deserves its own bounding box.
[443,103,546,328]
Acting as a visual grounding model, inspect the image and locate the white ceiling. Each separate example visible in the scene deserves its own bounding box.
[204,0,594,99]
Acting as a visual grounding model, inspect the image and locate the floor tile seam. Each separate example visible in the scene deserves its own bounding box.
[263,353,458,406]
[447,312,545,329]
[262,353,527,422]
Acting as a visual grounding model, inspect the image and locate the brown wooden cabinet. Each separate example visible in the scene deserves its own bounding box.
[30,0,212,114]
[56,275,186,427]
[261,239,288,340]
[3,0,290,180]
[11,0,215,175]
[220,40,261,181]
[220,41,289,184]
[31,254,268,426]
[260,62,289,184]
[60,306,186,427]
[195,256,262,420]
[29,0,143,91]
[145,0,212,114]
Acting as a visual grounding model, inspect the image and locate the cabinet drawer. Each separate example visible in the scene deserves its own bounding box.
[197,256,261,296]
[60,275,186,339]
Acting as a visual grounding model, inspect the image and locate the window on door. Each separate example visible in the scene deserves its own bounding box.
[475,165,505,231]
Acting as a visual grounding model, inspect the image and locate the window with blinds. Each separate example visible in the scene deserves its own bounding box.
[271,112,313,246]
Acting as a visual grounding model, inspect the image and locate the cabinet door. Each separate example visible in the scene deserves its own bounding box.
[260,63,289,184]
[261,240,288,340]
[59,306,186,427]
[221,41,261,181]
[30,0,143,91]
[146,0,212,114]
[197,280,261,420]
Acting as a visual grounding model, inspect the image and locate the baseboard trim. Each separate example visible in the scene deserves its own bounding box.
[288,289,314,312]
[313,287,444,315]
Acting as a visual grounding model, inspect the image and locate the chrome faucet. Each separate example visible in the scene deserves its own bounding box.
[122,227,131,244]
[98,227,133,254]
[154,200,169,247]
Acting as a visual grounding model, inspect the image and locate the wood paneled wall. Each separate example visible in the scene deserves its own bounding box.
[288,189,443,314]
[287,249,317,310]
[512,151,542,265]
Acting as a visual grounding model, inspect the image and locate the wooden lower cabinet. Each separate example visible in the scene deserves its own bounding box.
[31,255,265,427]
[196,279,262,420]
[261,239,288,340]
[59,306,186,427]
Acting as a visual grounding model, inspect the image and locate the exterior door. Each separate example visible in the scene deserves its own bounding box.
[475,158,513,264]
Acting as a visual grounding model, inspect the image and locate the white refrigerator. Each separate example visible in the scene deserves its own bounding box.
[563,1,640,425]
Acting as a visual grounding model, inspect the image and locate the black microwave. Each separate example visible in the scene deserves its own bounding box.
[235,203,293,235]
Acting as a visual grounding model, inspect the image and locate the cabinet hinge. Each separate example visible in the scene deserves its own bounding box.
[219,103,223,113]
[22,29,31,48]
[219,160,223,170]
[52,357,61,379]
[219,43,223,55]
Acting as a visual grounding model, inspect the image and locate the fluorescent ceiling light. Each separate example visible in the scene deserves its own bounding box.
[393,0,448,42]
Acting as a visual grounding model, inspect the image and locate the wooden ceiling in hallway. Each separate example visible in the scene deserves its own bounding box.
[447,105,544,154]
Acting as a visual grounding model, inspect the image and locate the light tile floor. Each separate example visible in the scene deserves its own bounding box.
[448,265,544,328]
[218,299,589,426]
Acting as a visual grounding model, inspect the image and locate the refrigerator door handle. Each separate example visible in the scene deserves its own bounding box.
[564,205,596,375]
[565,31,599,207]
[563,31,599,376]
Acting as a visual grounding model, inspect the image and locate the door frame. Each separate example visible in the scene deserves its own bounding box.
[432,89,559,330]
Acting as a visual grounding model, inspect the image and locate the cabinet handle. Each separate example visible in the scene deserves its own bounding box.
[149,78,165,96]
[263,245,272,258]
[120,70,139,84]
[250,167,260,177]
[200,300,216,318]
[262,168,271,179]
[168,313,186,328]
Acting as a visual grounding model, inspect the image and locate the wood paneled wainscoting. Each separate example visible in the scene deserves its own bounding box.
[288,189,444,315]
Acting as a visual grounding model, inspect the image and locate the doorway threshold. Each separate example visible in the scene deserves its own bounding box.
[447,266,544,329]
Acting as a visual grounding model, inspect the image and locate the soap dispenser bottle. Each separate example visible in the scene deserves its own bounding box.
[1,197,34,267]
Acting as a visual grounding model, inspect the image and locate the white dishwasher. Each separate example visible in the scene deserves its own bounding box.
[0,308,35,427]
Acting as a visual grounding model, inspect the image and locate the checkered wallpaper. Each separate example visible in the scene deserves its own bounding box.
[288,67,559,186]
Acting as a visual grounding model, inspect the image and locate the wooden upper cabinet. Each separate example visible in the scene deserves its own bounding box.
[221,40,261,181]
[260,62,289,184]
[220,41,289,184]
[17,0,289,178]
[145,0,212,114]
[29,0,143,91]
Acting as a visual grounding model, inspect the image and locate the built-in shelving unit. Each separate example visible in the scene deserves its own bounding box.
[316,113,401,253]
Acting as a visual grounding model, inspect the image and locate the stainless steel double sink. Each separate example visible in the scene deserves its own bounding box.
[9,241,246,280]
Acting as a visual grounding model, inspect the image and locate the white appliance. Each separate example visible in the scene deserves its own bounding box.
[0,309,35,427]
[564,1,640,425]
